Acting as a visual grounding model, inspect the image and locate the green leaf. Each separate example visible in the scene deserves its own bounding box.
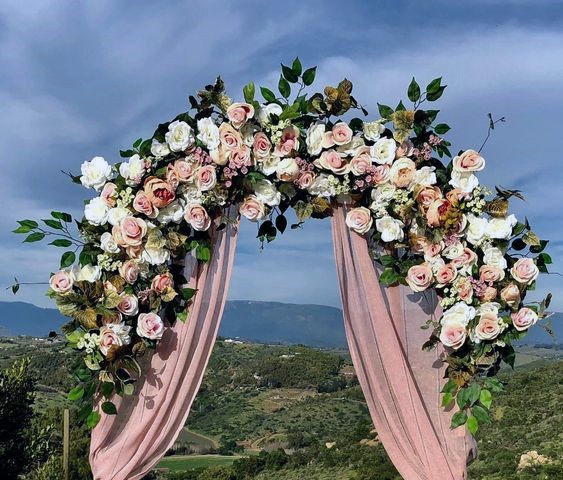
[466,382,481,405]
[472,405,490,424]
[177,310,188,323]
[379,255,396,268]
[434,123,450,135]
[466,416,478,435]
[123,384,135,395]
[86,410,101,428]
[101,382,114,398]
[50,239,73,248]
[12,283,20,294]
[257,220,274,238]
[42,219,63,230]
[427,86,446,102]
[260,87,276,102]
[195,244,211,262]
[377,103,394,118]
[60,251,76,268]
[441,392,454,408]
[426,77,442,94]
[275,214,287,234]
[243,81,255,103]
[450,410,468,429]
[101,401,117,415]
[133,137,143,148]
[407,77,421,102]
[456,387,469,409]
[281,64,298,83]
[441,380,457,394]
[302,67,317,86]
[379,269,398,286]
[18,219,38,229]
[13,225,33,234]
[278,76,291,98]
[479,389,492,409]
[292,57,302,75]
[23,232,45,243]
[68,386,85,401]
[511,238,527,251]
[181,287,197,301]
[530,239,549,254]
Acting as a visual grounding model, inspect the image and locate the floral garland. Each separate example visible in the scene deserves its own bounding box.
[13,59,552,433]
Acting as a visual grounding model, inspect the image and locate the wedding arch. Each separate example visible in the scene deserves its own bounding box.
[14,59,551,480]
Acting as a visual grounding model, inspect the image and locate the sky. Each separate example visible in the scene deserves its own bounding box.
[0,0,562,311]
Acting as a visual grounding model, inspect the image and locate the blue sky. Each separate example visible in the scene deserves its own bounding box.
[0,0,562,311]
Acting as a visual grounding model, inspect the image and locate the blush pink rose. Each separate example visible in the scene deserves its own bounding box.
[501,283,521,308]
[396,139,414,158]
[166,165,180,190]
[295,171,315,189]
[49,270,74,294]
[227,102,254,128]
[253,132,271,160]
[113,217,147,247]
[101,182,117,207]
[436,263,457,285]
[229,145,252,169]
[372,165,390,184]
[474,312,501,342]
[136,312,164,340]
[274,126,300,157]
[479,265,505,283]
[185,204,212,231]
[510,258,539,285]
[219,123,243,150]
[151,272,174,294]
[345,207,373,235]
[511,307,538,331]
[144,176,176,208]
[133,191,157,217]
[406,263,434,292]
[331,122,353,146]
[322,131,336,149]
[117,294,139,316]
[451,248,477,270]
[195,165,217,191]
[350,149,372,176]
[119,259,140,284]
[424,242,443,259]
[174,159,198,182]
[316,149,349,175]
[99,325,124,356]
[239,196,266,222]
[439,322,467,349]
[452,149,485,172]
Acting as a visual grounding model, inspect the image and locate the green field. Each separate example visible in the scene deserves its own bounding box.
[157,454,242,471]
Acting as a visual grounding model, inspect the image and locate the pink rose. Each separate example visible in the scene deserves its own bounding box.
[113,217,147,247]
[501,283,521,308]
[331,122,353,146]
[322,131,335,149]
[473,312,501,342]
[49,270,74,294]
[239,196,266,222]
[396,139,414,158]
[511,258,539,285]
[452,149,485,172]
[151,272,174,294]
[144,176,176,208]
[185,204,212,231]
[117,294,139,316]
[436,263,457,285]
[295,171,315,189]
[511,307,538,332]
[133,191,157,218]
[229,145,252,169]
[372,165,390,184]
[457,277,474,303]
[350,149,372,176]
[174,159,198,182]
[274,126,300,157]
[136,312,164,340]
[416,186,442,212]
[451,248,477,270]
[315,149,350,175]
[406,263,434,292]
[99,325,124,355]
[479,265,505,283]
[219,123,243,150]
[424,242,443,259]
[345,207,373,235]
[195,165,217,191]
[480,286,497,302]
[119,260,139,284]
[227,102,254,129]
[166,165,180,190]
[253,132,271,160]
[101,182,117,207]
[439,322,467,349]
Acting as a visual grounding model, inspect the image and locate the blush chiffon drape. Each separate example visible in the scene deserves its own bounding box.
[89,210,239,480]
[331,205,476,480]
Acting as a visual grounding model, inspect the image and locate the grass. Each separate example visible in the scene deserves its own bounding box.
[156,454,243,471]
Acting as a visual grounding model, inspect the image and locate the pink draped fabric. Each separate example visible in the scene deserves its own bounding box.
[331,205,476,480]
[89,211,239,480]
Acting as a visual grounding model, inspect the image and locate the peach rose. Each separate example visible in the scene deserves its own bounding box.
[185,204,212,231]
[113,217,147,247]
[274,126,300,157]
[389,157,416,188]
[174,159,198,182]
[49,270,74,294]
[479,265,505,283]
[480,286,498,302]
[457,277,474,303]
[117,294,139,316]
[439,322,467,349]
[101,182,117,207]
[406,263,434,292]
[511,307,538,332]
[227,102,254,129]
[510,258,539,285]
[151,272,174,294]
[166,165,180,190]
[195,165,217,191]
[426,199,448,228]
[331,122,353,146]
[316,149,349,175]
[119,259,140,284]
[372,164,390,184]
[452,149,485,173]
[219,123,243,150]
[295,171,315,189]
[473,312,501,342]
[136,312,164,340]
[416,186,442,211]
[133,191,157,217]
[144,176,175,208]
[239,196,266,222]
[345,207,373,235]
[436,263,457,285]
[210,146,228,166]
[500,283,521,308]
[350,149,372,176]
[253,132,271,160]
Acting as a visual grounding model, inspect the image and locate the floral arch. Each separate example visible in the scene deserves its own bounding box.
[14,59,551,480]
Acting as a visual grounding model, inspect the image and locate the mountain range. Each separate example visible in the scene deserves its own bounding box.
[0,300,560,347]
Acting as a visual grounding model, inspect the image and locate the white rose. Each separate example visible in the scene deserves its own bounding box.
[75,264,102,283]
[465,215,488,245]
[259,155,281,175]
[100,232,120,253]
[119,154,146,186]
[84,197,109,226]
[477,302,501,316]
[307,174,337,197]
[363,120,385,142]
[441,302,476,327]
[150,139,170,158]
[483,246,508,270]
[197,117,220,150]
[181,184,204,204]
[107,322,132,344]
[370,138,396,165]
[306,123,326,156]
[254,180,281,206]
[371,183,396,202]
[375,215,405,242]
[157,199,185,224]
[165,120,195,152]
[257,103,283,126]
[80,156,112,190]
[142,246,171,265]
[107,206,131,226]
[449,170,479,193]
[413,166,437,186]
[486,215,517,240]
[443,242,464,260]
[276,157,300,181]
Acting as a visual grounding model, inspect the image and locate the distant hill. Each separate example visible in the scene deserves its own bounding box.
[0,300,560,347]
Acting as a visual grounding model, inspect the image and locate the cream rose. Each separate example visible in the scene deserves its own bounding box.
[511,258,539,285]
[165,120,194,152]
[389,157,416,188]
[75,264,102,283]
[345,207,373,235]
[254,180,281,206]
[239,196,267,222]
[306,123,326,156]
[136,312,164,340]
[487,215,517,240]
[452,149,485,173]
[511,307,538,332]
[449,171,479,194]
[276,157,300,182]
[49,270,74,294]
[363,120,385,142]
[100,231,120,254]
[119,154,146,186]
[370,138,396,165]
[107,206,131,227]
[257,103,283,126]
[184,204,211,231]
[406,263,434,292]
[150,139,170,158]
[441,302,476,327]
[483,246,508,270]
[80,156,112,190]
[465,215,488,245]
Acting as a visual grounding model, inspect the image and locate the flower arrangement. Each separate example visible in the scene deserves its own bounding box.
[13,59,552,433]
